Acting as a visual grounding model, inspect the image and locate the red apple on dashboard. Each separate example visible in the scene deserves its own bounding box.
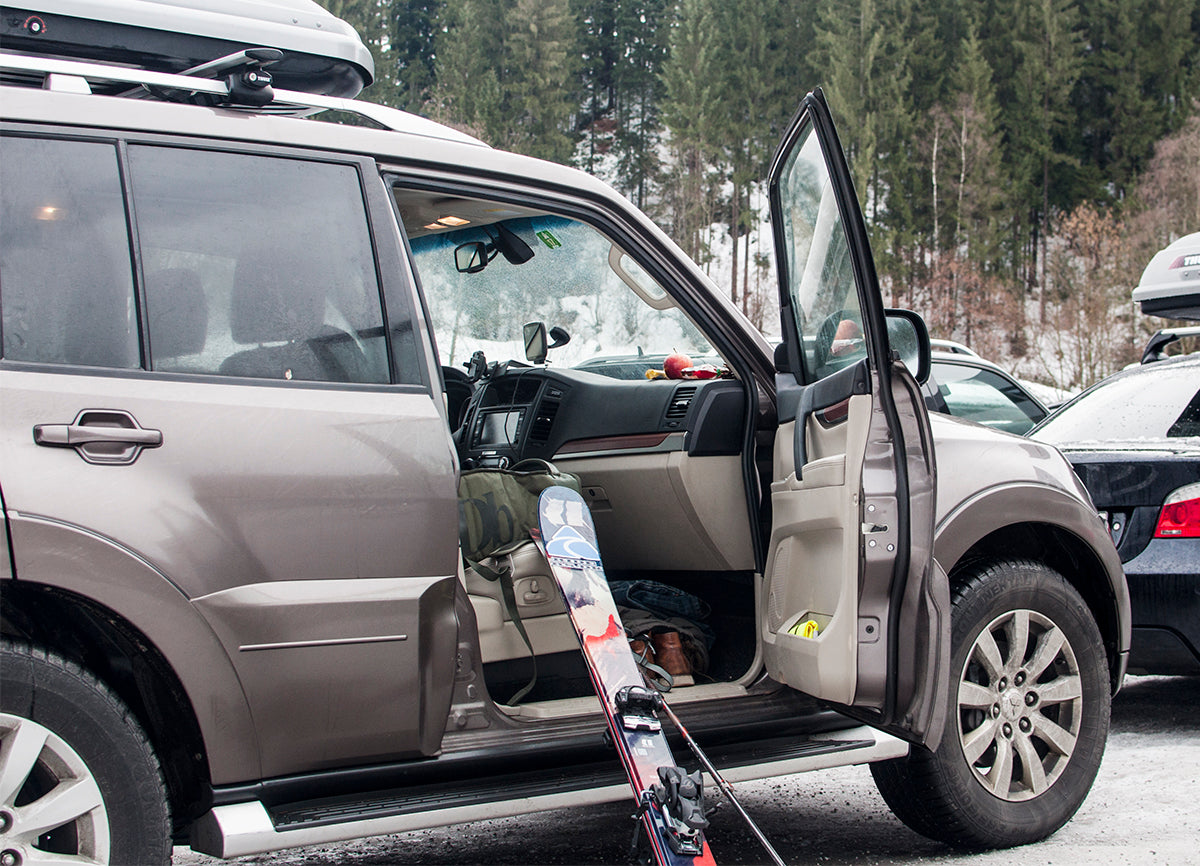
[663,352,692,379]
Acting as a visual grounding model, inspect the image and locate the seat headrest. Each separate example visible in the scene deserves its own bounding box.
[147,268,207,358]
[230,246,326,345]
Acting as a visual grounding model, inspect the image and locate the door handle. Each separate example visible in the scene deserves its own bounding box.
[34,409,162,465]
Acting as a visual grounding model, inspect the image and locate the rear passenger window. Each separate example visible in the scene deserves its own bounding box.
[129,146,389,384]
[0,137,139,368]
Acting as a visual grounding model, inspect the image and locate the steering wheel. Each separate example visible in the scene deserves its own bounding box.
[814,309,865,376]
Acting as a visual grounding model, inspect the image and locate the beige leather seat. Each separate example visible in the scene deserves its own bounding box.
[462,542,578,662]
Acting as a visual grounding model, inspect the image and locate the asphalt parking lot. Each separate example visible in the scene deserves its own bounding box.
[176,675,1200,865]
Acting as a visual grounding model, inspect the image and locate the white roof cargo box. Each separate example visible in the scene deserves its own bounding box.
[0,0,373,98]
[1134,232,1200,322]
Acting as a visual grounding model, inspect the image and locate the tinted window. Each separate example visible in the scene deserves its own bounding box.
[0,137,139,368]
[1033,365,1200,443]
[129,146,389,384]
[933,363,1046,435]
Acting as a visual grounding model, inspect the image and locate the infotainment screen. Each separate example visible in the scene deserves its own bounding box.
[477,409,523,446]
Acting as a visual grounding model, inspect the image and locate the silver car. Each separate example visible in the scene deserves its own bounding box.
[0,2,1128,863]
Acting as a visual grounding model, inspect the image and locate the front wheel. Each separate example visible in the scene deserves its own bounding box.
[0,640,171,865]
[871,559,1110,848]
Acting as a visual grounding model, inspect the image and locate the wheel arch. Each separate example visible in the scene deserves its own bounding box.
[1,580,213,838]
[934,484,1131,693]
[3,513,263,830]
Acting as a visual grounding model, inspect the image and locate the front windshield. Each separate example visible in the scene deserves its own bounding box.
[402,203,716,373]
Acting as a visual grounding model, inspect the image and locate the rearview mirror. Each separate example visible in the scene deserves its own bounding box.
[455,241,490,274]
[884,309,931,384]
[493,223,535,265]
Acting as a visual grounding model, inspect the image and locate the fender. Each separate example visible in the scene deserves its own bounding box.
[5,511,261,783]
[934,481,1131,664]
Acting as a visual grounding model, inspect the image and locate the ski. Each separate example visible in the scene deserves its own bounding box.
[534,485,716,866]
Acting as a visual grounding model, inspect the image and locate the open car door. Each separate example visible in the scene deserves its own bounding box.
[759,90,949,747]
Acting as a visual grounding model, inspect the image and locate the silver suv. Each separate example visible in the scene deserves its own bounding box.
[0,2,1128,863]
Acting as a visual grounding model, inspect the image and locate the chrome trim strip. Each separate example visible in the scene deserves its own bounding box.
[188,727,906,858]
[238,634,408,652]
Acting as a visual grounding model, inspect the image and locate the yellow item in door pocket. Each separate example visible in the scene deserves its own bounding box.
[789,619,820,638]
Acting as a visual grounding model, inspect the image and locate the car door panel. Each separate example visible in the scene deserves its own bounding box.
[2,370,459,777]
[868,359,947,742]
[760,90,947,747]
[763,390,872,705]
[0,134,461,781]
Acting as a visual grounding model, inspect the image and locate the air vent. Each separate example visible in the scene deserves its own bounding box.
[666,385,697,420]
[526,399,560,445]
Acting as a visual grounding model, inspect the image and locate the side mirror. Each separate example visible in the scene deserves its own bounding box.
[455,241,491,274]
[524,322,548,364]
[884,309,932,385]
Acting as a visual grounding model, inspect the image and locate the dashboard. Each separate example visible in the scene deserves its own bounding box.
[455,365,745,469]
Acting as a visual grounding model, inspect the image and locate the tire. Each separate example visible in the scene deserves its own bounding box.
[0,640,170,865]
[870,559,1110,848]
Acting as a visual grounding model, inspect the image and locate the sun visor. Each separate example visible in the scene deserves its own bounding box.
[0,0,374,98]
[1134,232,1200,321]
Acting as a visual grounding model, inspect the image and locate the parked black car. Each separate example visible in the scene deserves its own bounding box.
[1030,354,1200,673]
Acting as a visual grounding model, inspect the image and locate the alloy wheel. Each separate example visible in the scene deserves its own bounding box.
[956,608,1084,801]
[0,713,110,865]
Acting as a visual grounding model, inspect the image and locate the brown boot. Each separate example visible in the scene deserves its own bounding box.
[651,631,694,687]
[630,637,673,691]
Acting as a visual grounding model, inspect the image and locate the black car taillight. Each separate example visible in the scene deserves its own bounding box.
[1154,482,1200,538]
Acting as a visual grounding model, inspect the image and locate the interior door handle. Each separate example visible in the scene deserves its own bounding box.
[34,409,162,465]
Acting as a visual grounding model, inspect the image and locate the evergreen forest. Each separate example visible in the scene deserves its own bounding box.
[326,0,1200,389]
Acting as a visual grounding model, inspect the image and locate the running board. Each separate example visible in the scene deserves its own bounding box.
[190,726,907,858]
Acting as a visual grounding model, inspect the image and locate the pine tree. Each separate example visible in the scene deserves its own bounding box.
[660,0,721,263]
[813,0,914,303]
[1072,0,1198,200]
[926,21,1006,340]
[574,0,620,172]
[692,0,801,312]
[391,0,445,111]
[949,25,1004,264]
[980,0,1083,309]
[431,0,508,141]
[1017,0,1083,316]
[508,0,579,162]
[431,0,578,161]
[610,0,671,207]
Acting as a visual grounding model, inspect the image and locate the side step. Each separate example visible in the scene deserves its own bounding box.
[190,726,907,858]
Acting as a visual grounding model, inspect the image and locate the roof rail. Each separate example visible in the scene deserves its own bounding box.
[0,51,486,147]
